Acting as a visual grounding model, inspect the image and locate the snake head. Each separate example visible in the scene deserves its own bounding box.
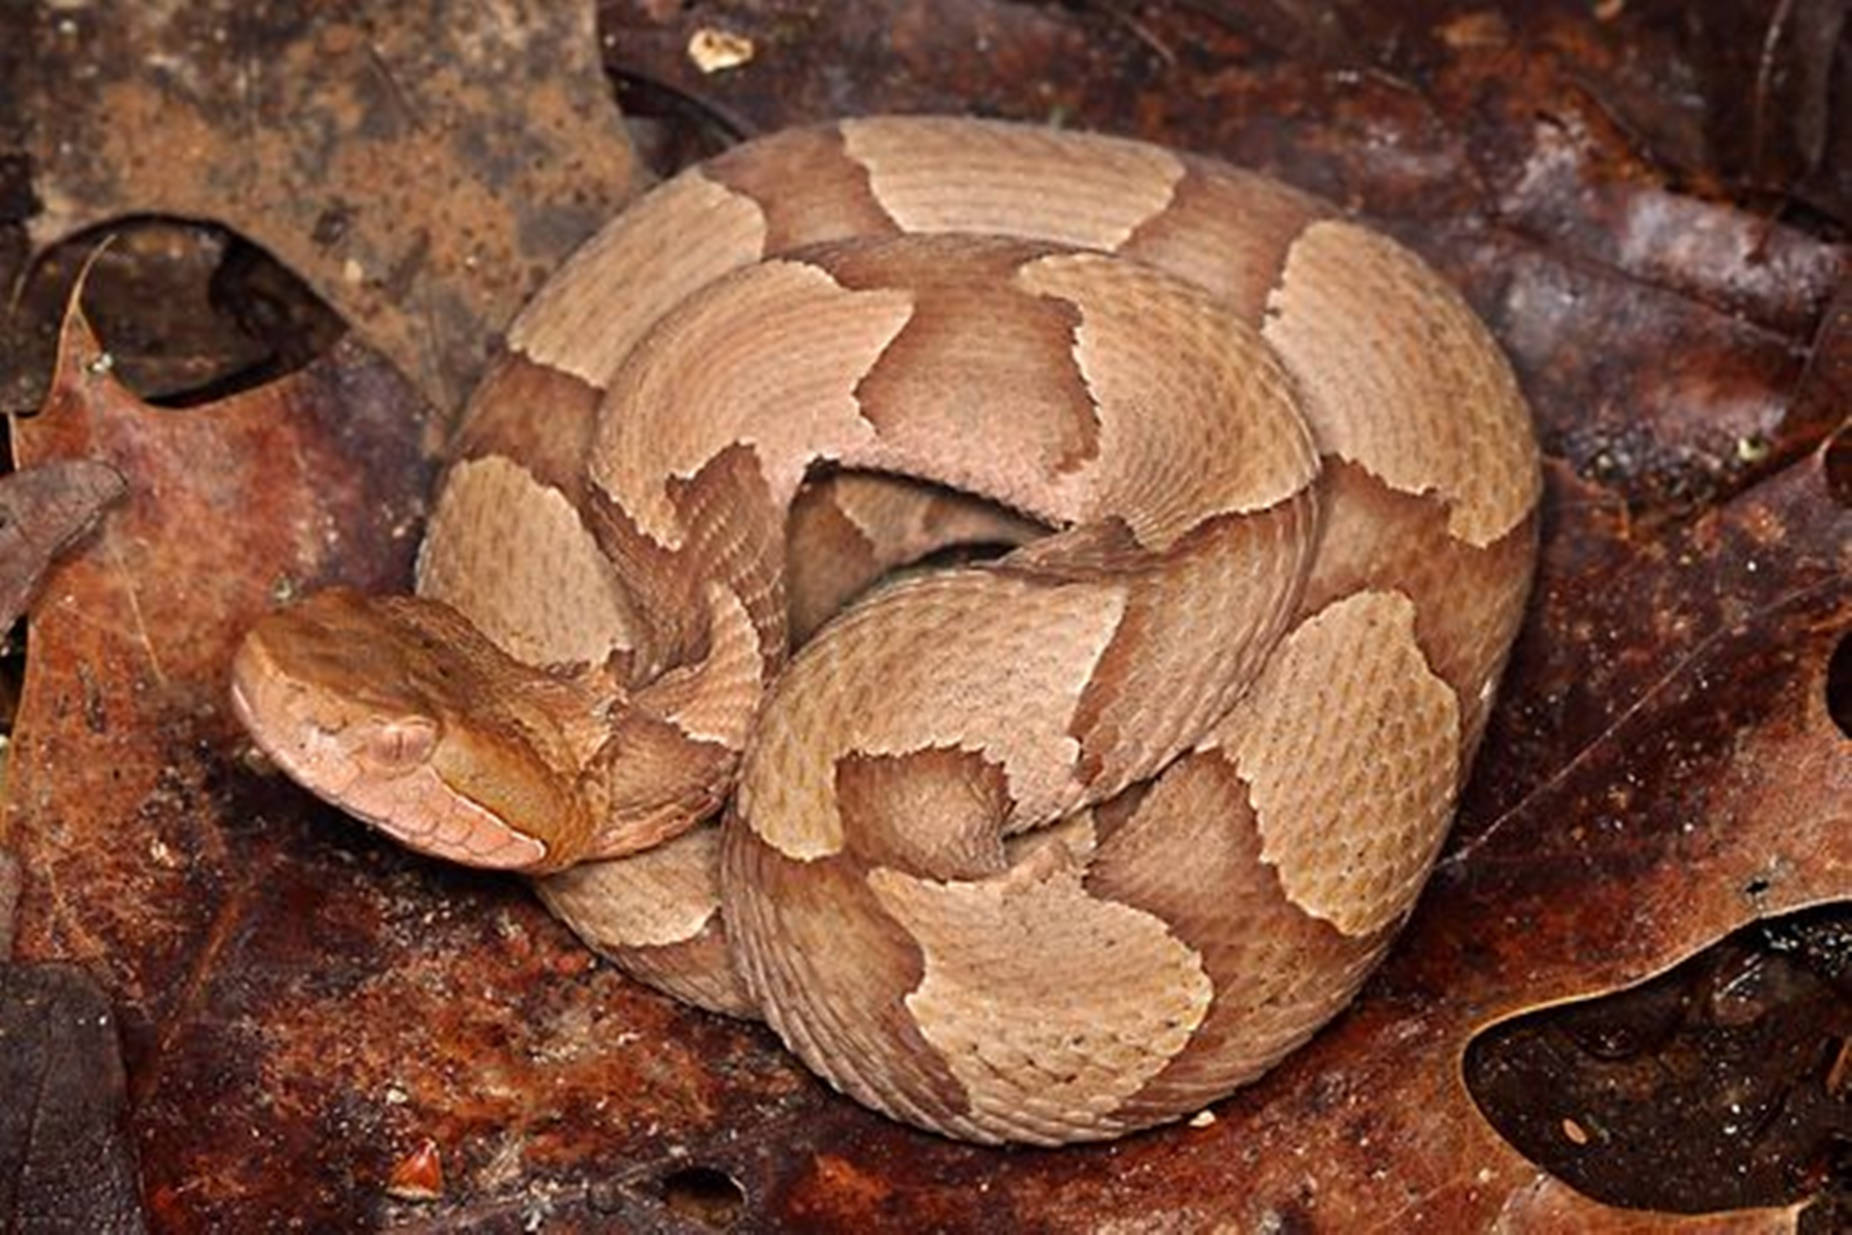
[229,588,599,872]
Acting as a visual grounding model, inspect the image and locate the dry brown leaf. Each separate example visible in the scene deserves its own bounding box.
[0,294,437,1235]
[0,458,124,632]
[18,0,643,414]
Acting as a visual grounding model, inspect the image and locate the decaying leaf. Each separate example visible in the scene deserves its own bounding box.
[0,290,438,1230]
[17,0,643,414]
[0,964,145,1234]
[0,458,125,632]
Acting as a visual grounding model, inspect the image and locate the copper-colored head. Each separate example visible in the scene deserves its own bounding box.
[230,588,576,871]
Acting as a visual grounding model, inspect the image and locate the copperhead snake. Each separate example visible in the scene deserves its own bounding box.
[230,116,1540,1145]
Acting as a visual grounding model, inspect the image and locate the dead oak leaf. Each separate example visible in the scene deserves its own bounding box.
[0,458,125,632]
[1,281,433,1057]
[19,0,642,414]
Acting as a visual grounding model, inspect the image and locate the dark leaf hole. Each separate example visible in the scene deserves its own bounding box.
[661,1165,745,1228]
[1465,903,1852,1224]
[24,221,344,410]
[608,70,743,180]
[1829,631,1851,741]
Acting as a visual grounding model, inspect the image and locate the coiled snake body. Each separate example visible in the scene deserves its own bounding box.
[231,117,1540,1145]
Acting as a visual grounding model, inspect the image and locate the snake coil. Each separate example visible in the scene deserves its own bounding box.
[232,117,1540,1144]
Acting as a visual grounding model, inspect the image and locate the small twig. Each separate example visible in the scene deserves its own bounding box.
[1090,1,1177,67]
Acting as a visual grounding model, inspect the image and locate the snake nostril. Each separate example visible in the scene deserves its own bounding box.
[660,1165,745,1228]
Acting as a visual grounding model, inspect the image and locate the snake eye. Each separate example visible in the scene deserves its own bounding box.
[357,716,440,773]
